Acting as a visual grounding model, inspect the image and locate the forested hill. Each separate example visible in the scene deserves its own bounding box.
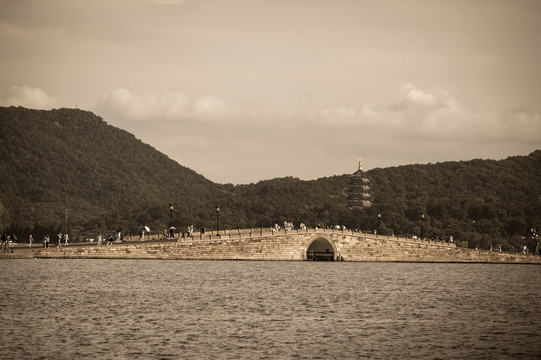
[366,152,541,247]
[0,106,539,251]
[0,106,223,228]
[222,151,540,249]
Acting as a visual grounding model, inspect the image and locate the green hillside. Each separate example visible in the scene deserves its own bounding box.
[221,152,541,250]
[1,107,539,252]
[367,154,541,249]
[0,106,224,231]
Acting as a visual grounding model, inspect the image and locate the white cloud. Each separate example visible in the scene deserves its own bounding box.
[193,95,239,119]
[385,84,470,135]
[318,83,532,141]
[95,88,238,122]
[391,83,443,110]
[500,110,541,142]
[1,86,58,109]
[87,83,541,185]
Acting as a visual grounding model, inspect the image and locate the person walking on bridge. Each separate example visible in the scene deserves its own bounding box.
[9,233,16,252]
[2,233,7,253]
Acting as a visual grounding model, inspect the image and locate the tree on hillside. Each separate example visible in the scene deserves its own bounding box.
[0,201,9,233]
[1,107,540,250]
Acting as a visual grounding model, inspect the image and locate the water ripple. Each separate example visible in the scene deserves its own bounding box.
[1,261,540,359]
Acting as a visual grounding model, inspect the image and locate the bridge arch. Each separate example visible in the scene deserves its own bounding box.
[305,235,336,261]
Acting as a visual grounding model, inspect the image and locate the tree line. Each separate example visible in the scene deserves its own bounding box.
[1,107,539,252]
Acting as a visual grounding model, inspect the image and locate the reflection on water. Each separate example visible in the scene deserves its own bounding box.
[1,260,540,359]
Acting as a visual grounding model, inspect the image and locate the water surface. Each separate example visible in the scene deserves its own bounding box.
[1,260,540,359]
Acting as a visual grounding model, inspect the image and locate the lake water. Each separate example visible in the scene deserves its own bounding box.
[1,260,540,359]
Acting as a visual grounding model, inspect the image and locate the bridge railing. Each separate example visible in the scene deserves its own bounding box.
[168,227,456,248]
[178,226,354,240]
[122,227,455,247]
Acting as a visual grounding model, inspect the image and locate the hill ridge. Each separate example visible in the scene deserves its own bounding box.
[0,106,221,225]
[1,107,539,252]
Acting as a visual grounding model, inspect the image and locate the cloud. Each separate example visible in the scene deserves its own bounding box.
[193,95,239,119]
[317,83,539,142]
[1,86,58,109]
[390,84,473,136]
[87,83,540,185]
[390,83,443,110]
[95,88,238,122]
[320,107,358,127]
[500,110,541,142]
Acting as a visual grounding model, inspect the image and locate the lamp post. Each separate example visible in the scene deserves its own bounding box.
[421,213,425,240]
[377,212,381,235]
[169,203,173,228]
[532,227,539,255]
[215,205,220,236]
[65,208,69,234]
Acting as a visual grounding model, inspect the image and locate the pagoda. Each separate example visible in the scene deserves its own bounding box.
[347,156,372,208]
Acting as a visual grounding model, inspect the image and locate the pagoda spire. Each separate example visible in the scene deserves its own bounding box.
[358,155,363,171]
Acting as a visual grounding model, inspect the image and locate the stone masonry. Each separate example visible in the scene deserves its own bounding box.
[34,229,541,264]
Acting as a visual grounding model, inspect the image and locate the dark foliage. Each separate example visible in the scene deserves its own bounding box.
[0,106,222,239]
[1,107,539,251]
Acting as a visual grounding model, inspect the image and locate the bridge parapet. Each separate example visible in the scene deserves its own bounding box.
[35,227,541,264]
[170,227,456,249]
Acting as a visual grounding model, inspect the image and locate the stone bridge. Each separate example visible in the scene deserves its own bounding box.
[35,228,541,264]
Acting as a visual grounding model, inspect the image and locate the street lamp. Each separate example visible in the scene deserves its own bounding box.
[377,212,381,235]
[532,228,539,255]
[215,206,220,235]
[65,208,69,234]
[421,213,425,239]
[169,203,173,228]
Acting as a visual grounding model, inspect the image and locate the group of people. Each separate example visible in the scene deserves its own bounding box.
[272,221,307,232]
[41,233,70,248]
[163,227,177,239]
[1,233,17,253]
[96,233,114,245]
[186,225,194,237]
[162,225,198,239]
[427,235,454,244]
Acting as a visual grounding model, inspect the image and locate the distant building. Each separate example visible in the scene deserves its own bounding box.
[347,157,372,208]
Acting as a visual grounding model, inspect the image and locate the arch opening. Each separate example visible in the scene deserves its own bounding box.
[306,237,334,261]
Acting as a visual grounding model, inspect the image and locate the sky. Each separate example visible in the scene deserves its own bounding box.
[1,0,540,184]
